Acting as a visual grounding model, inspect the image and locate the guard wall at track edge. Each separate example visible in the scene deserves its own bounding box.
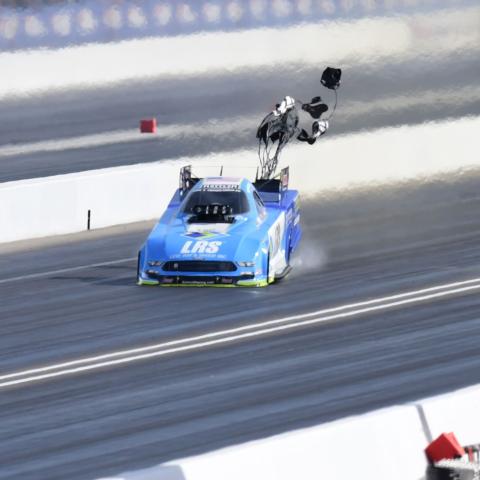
[0,161,180,244]
[1,115,479,245]
[95,384,480,480]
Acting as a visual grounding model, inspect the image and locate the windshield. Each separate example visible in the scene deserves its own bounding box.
[182,190,250,215]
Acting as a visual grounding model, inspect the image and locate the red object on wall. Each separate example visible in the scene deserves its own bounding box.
[425,432,465,463]
[140,118,157,133]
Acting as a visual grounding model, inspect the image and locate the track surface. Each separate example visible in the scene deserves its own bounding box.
[1,4,480,479]
[2,175,480,479]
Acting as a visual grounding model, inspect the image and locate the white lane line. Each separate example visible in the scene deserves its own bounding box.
[3,275,480,379]
[0,257,135,285]
[1,277,480,388]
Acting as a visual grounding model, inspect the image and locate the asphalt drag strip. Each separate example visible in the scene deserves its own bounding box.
[2,275,480,389]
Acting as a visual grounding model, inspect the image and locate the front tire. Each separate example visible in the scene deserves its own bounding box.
[136,251,142,285]
[267,249,275,284]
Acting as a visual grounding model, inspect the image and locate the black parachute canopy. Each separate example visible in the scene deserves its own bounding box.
[301,96,328,119]
[321,67,342,90]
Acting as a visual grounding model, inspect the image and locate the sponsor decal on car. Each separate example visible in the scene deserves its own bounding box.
[183,223,231,239]
[201,177,241,192]
[286,208,293,224]
[184,279,216,285]
[201,184,240,192]
[268,215,285,258]
[180,240,222,254]
[183,231,218,239]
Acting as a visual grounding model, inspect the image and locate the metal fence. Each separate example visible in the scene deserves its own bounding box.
[0,0,475,50]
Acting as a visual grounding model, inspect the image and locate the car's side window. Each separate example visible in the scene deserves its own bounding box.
[253,191,266,218]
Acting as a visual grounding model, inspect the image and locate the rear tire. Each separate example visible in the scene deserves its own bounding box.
[286,233,292,266]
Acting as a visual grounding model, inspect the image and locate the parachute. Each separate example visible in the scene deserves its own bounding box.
[256,67,342,179]
[256,96,299,180]
[321,67,342,90]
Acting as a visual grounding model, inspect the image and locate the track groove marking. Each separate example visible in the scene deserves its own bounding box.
[0,257,135,285]
[1,277,480,388]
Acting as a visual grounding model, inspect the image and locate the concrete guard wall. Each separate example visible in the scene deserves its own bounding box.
[1,115,479,245]
[103,405,428,480]
[0,161,181,244]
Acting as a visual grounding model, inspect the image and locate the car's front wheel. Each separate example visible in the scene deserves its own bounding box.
[267,249,276,284]
[136,252,141,284]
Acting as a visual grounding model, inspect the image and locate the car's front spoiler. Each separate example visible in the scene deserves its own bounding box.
[138,272,268,287]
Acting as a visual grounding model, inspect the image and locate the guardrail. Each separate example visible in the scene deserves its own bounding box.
[0,0,475,50]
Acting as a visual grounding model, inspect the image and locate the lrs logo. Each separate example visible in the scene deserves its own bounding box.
[181,240,222,254]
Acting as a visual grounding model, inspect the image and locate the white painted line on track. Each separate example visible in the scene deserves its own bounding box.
[1,276,480,388]
[0,257,135,285]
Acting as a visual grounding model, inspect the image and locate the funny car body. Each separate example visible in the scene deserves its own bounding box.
[137,165,301,287]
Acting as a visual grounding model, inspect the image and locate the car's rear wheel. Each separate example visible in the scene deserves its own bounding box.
[286,232,292,266]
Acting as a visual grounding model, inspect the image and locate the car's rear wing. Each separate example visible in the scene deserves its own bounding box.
[179,164,290,203]
[179,165,200,197]
[253,167,289,203]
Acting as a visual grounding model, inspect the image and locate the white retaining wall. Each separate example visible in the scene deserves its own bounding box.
[1,115,479,245]
[97,384,480,480]
[0,161,180,244]
[166,405,428,480]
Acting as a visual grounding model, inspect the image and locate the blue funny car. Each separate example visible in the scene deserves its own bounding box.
[137,165,301,287]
